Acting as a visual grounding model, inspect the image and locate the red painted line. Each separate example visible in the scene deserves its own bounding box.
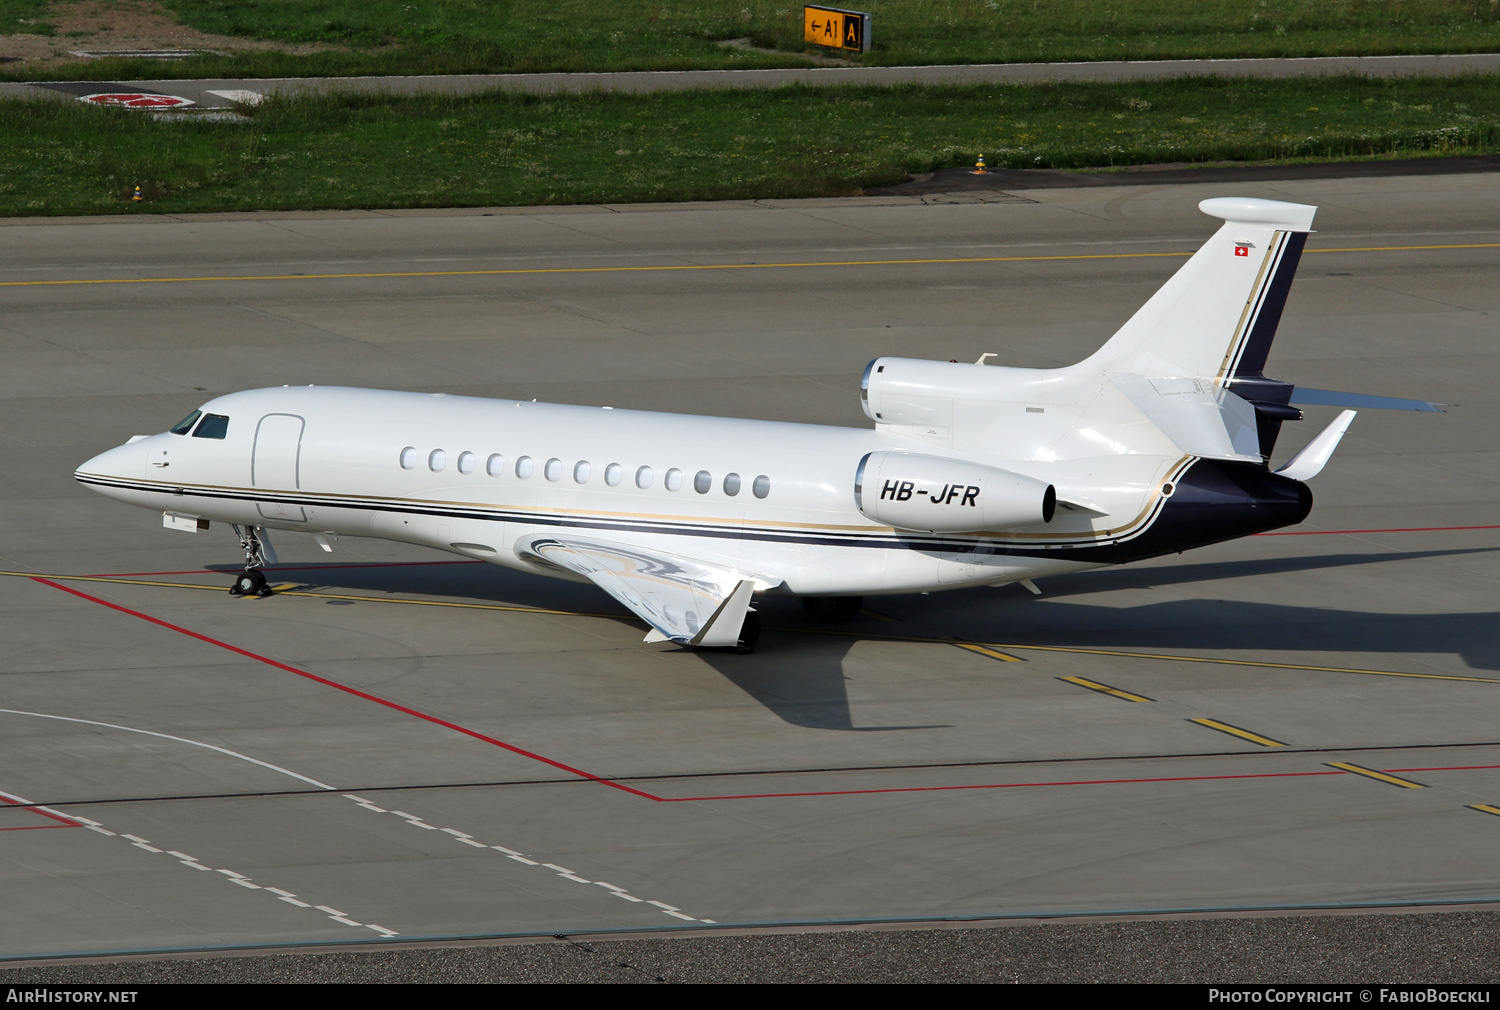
[31,577,662,801]
[1257,524,1500,536]
[88,560,484,578]
[0,790,80,828]
[664,769,1345,802]
[0,824,72,831]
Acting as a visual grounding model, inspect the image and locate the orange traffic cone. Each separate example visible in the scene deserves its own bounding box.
[969,155,989,175]
[132,185,142,202]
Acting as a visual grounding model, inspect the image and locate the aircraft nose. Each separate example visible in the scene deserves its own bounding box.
[75,438,147,488]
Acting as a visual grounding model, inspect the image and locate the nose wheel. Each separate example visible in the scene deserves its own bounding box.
[230,569,270,598]
[228,524,274,597]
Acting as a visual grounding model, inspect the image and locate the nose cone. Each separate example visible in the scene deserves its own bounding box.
[75,439,149,503]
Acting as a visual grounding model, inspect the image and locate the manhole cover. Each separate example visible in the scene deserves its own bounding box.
[80,92,197,109]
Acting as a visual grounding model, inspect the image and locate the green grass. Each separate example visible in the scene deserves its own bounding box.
[4,75,1499,216]
[0,0,51,36]
[9,0,1500,80]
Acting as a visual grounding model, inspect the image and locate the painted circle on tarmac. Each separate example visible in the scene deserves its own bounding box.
[80,92,196,109]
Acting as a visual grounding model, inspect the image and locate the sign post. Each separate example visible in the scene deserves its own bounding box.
[803,5,870,53]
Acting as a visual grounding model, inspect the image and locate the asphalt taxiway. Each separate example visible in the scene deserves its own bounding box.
[0,173,1497,969]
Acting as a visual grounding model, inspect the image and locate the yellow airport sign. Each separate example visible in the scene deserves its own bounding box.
[804,5,870,53]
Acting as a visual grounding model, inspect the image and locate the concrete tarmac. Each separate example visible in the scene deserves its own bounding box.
[0,173,1497,970]
[4,52,1500,107]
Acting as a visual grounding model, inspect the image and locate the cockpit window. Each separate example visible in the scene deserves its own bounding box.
[169,410,202,435]
[192,413,229,439]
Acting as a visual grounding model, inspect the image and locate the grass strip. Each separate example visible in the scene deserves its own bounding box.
[5,74,1500,217]
[8,0,1500,80]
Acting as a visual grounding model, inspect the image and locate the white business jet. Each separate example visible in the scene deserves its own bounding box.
[77,198,1438,653]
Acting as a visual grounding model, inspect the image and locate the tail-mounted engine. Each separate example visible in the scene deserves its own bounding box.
[855,451,1055,533]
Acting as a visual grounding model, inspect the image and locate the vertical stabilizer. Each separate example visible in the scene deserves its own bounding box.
[1088,197,1315,381]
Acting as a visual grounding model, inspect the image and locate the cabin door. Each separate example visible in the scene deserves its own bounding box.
[252,413,308,522]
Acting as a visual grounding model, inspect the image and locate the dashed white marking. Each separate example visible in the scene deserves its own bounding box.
[56,809,396,936]
[344,794,711,924]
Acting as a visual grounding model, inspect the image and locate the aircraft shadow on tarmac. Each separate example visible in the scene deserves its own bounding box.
[210,544,1499,731]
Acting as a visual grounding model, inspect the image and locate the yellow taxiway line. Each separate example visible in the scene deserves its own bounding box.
[1059,676,1154,703]
[1,243,1495,288]
[1326,762,1427,788]
[1468,804,1500,817]
[1189,717,1288,747]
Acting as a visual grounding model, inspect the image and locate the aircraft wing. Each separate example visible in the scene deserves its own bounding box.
[513,533,758,647]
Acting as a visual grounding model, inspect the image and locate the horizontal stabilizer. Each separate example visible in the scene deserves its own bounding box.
[1275,409,1357,481]
[1291,387,1443,412]
[1110,373,1262,462]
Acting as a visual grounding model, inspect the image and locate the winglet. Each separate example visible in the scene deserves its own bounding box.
[690,580,755,648]
[1274,410,1356,481]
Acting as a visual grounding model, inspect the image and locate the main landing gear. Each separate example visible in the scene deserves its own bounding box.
[801,596,864,624]
[228,524,273,597]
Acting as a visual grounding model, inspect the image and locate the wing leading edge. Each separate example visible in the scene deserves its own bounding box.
[514,533,759,647]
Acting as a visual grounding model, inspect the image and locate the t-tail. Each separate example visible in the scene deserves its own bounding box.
[1090,196,1440,468]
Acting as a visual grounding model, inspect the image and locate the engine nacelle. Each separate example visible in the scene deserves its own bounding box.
[855,451,1056,532]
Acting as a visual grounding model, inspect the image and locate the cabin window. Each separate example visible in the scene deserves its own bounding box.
[400,446,418,469]
[169,410,202,436]
[192,414,229,439]
[487,453,505,477]
[457,451,475,475]
[574,460,591,484]
[635,465,653,489]
[545,458,563,481]
[693,470,712,494]
[605,463,622,487]
[429,449,446,472]
[515,456,533,479]
[664,468,683,492]
[753,475,771,499]
[723,472,742,496]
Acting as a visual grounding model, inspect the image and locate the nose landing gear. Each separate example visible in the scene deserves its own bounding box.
[228,524,274,597]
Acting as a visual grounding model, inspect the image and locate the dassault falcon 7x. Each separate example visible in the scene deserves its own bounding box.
[77,197,1438,654]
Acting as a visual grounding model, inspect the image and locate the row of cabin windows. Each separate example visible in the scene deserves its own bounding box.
[398,446,770,498]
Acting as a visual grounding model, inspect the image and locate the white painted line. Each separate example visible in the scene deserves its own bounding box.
[315,905,346,916]
[278,897,312,908]
[215,868,249,878]
[121,834,151,843]
[344,796,708,925]
[228,878,261,889]
[85,825,116,836]
[366,925,398,937]
[329,915,362,927]
[0,709,335,789]
[130,842,164,853]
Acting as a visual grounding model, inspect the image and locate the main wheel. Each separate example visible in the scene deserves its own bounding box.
[734,611,761,655]
[231,569,267,597]
[801,596,863,624]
